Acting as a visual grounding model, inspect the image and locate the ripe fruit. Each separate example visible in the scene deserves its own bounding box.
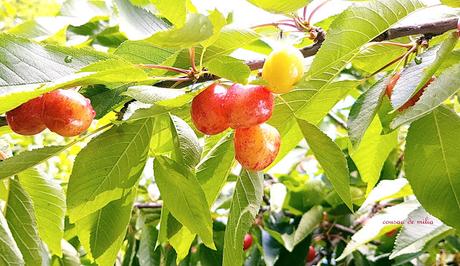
[191,83,229,135]
[243,234,253,251]
[234,123,280,171]
[224,84,274,128]
[6,96,46,135]
[262,46,305,94]
[307,246,316,262]
[386,73,434,112]
[42,89,95,137]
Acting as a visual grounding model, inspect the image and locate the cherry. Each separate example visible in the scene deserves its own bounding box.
[42,89,95,137]
[262,46,305,94]
[191,83,229,135]
[234,123,280,171]
[224,84,274,128]
[307,246,316,262]
[243,234,253,251]
[386,73,434,112]
[385,228,398,237]
[6,96,46,135]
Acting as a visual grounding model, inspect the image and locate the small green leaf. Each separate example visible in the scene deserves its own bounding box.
[223,171,264,266]
[146,14,214,48]
[246,0,310,14]
[67,119,153,222]
[391,33,458,110]
[348,77,389,146]
[154,156,215,249]
[201,9,227,48]
[0,145,71,181]
[125,85,206,108]
[405,106,460,230]
[391,62,460,128]
[19,168,66,256]
[297,118,353,210]
[203,28,260,61]
[359,179,413,212]
[291,206,322,249]
[350,117,398,194]
[114,40,180,67]
[115,0,169,40]
[5,179,43,265]
[169,114,202,168]
[0,211,24,265]
[440,0,460,7]
[196,132,235,205]
[205,56,251,84]
[150,0,187,27]
[76,189,136,265]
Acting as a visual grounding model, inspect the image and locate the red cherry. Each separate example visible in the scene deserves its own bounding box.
[224,84,274,128]
[234,123,280,171]
[42,89,95,137]
[307,246,316,262]
[191,83,229,135]
[243,234,253,251]
[6,96,46,135]
[385,228,398,237]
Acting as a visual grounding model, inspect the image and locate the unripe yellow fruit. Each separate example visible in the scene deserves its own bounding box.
[262,46,305,94]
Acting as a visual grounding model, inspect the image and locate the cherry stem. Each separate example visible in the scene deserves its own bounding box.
[366,41,414,49]
[307,0,330,25]
[251,22,299,29]
[368,44,417,77]
[138,64,190,74]
[303,6,308,21]
[189,48,198,73]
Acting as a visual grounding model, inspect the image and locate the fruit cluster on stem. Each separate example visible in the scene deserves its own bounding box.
[191,45,305,171]
[6,89,95,137]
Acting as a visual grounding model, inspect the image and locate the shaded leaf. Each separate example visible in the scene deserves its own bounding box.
[297,119,353,210]
[223,171,264,266]
[0,211,23,266]
[405,106,460,230]
[67,119,153,221]
[205,56,251,84]
[169,115,202,168]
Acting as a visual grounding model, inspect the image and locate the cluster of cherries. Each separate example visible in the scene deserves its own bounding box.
[385,72,434,112]
[6,89,95,137]
[191,46,305,171]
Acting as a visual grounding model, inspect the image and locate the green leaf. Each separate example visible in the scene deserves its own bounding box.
[67,119,153,221]
[196,132,235,205]
[0,211,24,266]
[18,168,66,256]
[150,0,187,27]
[0,145,71,181]
[293,206,322,247]
[76,188,136,265]
[348,77,389,146]
[390,207,454,260]
[80,84,128,119]
[358,179,413,212]
[125,85,206,108]
[391,33,458,110]
[349,117,398,194]
[0,34,107,86]
[60,0,110,26]
[303,0,423,102]
[203,28,260,61]
[78,58,150,82]
[246,0,310,14]
[114,0,169,40]
[5,178,43,265]
[337,201,419,261]
[169,114,202,168]
[405,106,460,230]
[114,40,180,67]
[154,156,215,248]
[223,171,264,266]
[391,62,460,129]
[200,9,227,48]
[204,56,251,84]
[146,14,214,48]
[297,119,353,210]
[353,43,407,74]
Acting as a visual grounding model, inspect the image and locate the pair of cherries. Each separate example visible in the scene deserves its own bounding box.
[6,89,95,137]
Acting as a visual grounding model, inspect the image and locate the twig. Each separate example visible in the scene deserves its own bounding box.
[138,64,190,74]
[134,202,162,209]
